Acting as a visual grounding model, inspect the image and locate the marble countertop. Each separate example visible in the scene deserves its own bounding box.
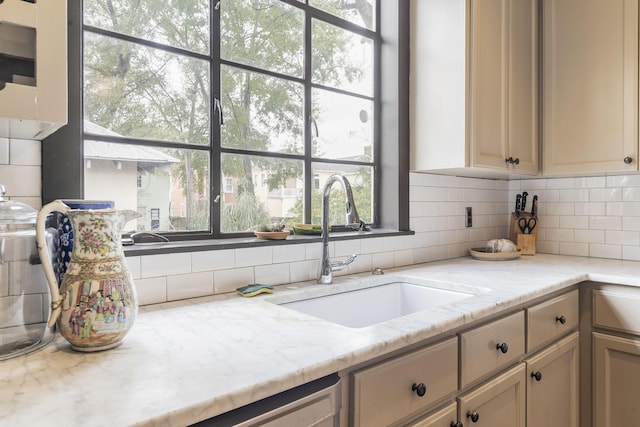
[3,254,640,427]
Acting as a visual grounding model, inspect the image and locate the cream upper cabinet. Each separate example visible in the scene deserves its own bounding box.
[410,0,538,177]
[0,0,68,140]
[543,0,638,175]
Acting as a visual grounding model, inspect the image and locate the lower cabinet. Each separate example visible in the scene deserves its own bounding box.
[525,332,580,427]
[457,364,526,427]
[591,286,640,427]
[593,332,640,427]
[351,337,458,427]
[407,402,457,427]
[348,289,580,427]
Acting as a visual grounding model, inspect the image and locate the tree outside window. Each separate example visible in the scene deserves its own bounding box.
[81,0,377,236]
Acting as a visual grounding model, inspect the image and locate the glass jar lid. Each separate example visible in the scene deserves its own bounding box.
[0,185,37,225]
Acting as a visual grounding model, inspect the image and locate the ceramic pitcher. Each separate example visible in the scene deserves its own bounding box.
[36,200,141,352]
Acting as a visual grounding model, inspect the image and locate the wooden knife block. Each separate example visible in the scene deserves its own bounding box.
[509,213,538,255]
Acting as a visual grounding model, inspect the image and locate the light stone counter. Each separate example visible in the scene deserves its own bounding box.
[3,254,640,427]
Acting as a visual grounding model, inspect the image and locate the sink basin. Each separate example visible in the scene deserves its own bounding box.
[272,278,475,328]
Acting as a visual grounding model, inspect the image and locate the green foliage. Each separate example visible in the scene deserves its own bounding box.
[83,0,373,232]
[221,182,272,232]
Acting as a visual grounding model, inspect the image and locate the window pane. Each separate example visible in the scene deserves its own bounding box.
[222,66,304,154]
[312,89,373,160]
[84,0,210,55]
[84,32,210,145]
[312,20,374,96]
[84,141,210,232]
[311,163,372,225]
[221,0,304,78]
[221,154,303,232]
[309,0,375,30]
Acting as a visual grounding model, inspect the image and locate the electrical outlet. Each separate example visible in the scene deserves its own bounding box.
[466,207,472,227]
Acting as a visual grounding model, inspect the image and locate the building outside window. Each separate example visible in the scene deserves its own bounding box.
[77,0,378,237]
[44,1,410,241]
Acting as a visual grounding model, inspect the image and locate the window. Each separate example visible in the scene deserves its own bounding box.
[223,177,233,193]
[43,1,409,241]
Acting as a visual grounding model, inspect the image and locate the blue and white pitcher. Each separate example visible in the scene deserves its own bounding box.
[36,200,141,352]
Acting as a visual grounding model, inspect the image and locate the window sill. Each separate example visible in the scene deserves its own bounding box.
[122,228,414,257]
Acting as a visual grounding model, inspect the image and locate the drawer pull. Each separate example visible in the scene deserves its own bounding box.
[531,371,543,381]
[411,382,427,397]
[556,315,567,325]
[496,342,509,354]
[467,410,480,423]
[451,422,463,427]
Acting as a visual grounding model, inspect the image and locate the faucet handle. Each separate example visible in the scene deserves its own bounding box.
[330,254,358,272]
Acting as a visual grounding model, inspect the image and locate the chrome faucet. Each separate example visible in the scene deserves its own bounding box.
[317,174,363,284]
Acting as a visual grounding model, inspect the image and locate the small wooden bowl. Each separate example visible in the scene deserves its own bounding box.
[254,230,290,240]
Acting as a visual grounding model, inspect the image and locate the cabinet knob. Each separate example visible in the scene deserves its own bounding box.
[451,422,464,427]
[556,315,566,325]
[531,371,543,381]
[496,342,509,354]
[467,410,480,423]
[505,157,520,165]
[411,382,427,397]
[624,156,633,164]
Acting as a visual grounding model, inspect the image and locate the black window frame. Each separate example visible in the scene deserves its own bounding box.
[43,0,409,244]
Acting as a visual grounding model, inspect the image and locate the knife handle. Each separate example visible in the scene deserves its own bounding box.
[531,195,538,218]
[521,192,528,213]
[515,194,521,216]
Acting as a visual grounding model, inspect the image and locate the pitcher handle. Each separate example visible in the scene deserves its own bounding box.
[36,199,70,327]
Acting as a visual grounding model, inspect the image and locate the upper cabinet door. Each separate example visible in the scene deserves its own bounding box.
[470,0,538,174]
[543,0,639,175]
[508,0,538,174]
[470,0,509,171]
[410,0,539,177]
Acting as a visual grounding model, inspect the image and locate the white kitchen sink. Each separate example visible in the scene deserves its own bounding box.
[271,278,476,328]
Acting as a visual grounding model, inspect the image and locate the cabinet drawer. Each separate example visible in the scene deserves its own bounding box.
[527,290,578,351]
[593,287,640,335]
[352,337,458,427]
[460,311,525,388]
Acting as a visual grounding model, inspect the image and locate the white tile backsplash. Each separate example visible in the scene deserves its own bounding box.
[254,263,290,286]
[192,249,235,272]
[11,136,640,305]
[134,277,167,305]
[166,271,214,301]
[9,139,41,165]
[0,138,9,164]
[214,267,254,294]
[0,165,41,198]
[235,246,272,267]
[140,253,191,278]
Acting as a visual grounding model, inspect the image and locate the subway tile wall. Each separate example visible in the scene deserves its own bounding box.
[0,138,48,346]
[510,176,640,261]
[128,173,512,305]
[5,139,640,306]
